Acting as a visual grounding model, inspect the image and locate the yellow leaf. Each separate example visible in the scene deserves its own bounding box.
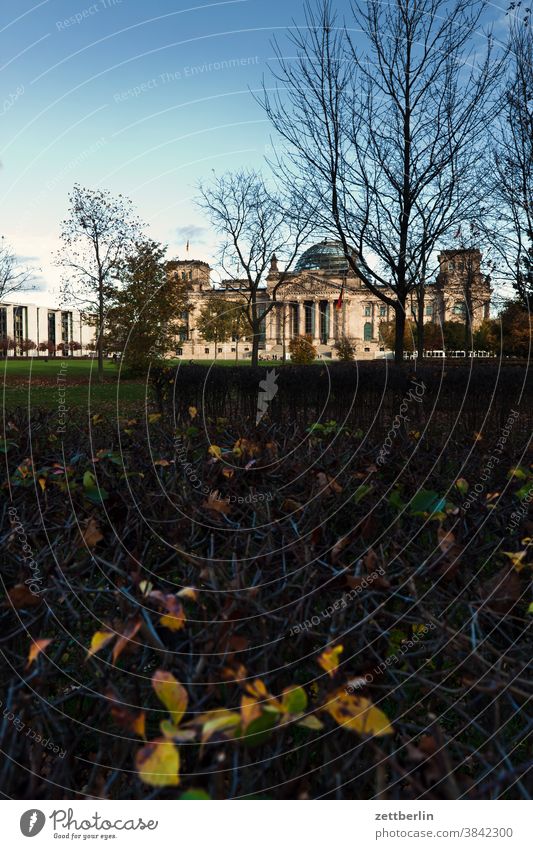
[154,459,171,467]
[152,670,188,726]
[139,580,153,596]
[201,710,241,743]
[148,413,162,424]
[188,406,198,419]
[318,644,343,677]
[177,586,198,602]
[160,611,186,631]
[527,602,533,615]
[244,678,269,699]
[240,695,262,730]
[38,476,46,492]
[323,690,393,737]
[87,631,115,659]
[135,738,180,787]
[208,445,222,460]
[27,638,53,668]
[502,550,528,572]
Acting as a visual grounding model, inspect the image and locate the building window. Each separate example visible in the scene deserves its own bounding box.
[0,307,7,339]
[231,347,235,352]
[218,347,222,353]
[181,271,187,280]
[304,301,314,336]
[452,301,466,316]
[379,305,386,317]
[176,347,183,356]
[291,303,299,337]
[425,304,433,317]
[364,321,373,341]
[48,312,56,346]
[364,305,372,316]
[364,347,370,352]
[188,271,193,280]
[14,306,26,353]
[204,347,209,354]
[448,260,455,271]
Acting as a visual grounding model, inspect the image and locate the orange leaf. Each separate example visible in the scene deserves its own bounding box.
[112,619,142,664]
[7,584,42,608]
[240,695,262,730]
[318,644,344,677]
[27,638,52,668]
[82,517,104,548]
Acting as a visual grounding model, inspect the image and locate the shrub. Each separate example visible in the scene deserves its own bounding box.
[289,334,316,364]
[334,335,356,361]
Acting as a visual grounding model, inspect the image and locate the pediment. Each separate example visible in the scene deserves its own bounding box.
[278,274,347,298]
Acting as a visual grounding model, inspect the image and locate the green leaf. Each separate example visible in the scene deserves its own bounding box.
[388,489,404,510]
[409,489,446,516]
[281,686,308,714]
[180,789,211,800]
[353,484,373,505]
[242,712,278,747]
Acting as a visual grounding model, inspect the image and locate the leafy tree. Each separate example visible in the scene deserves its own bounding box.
[334,335,356,361]
[0,336,15,358]
[289,334,317,364]
[488,301,531,357]
[57,184,144,382]
[107,240,190,375]
[195,297,237,359]
[38,340,56,356]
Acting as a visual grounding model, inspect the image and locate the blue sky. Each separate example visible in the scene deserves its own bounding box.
[0,0,509,305]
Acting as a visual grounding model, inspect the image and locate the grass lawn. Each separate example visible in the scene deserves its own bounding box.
[1,357,147,410]
[0,357,284,409]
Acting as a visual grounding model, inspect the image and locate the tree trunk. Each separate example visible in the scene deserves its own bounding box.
[97,280,104,384]
[394,301,406,364]
[416,286,425,361]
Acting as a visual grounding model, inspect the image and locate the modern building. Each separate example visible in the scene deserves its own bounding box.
[171,241,492,360]
[0,301,95,357]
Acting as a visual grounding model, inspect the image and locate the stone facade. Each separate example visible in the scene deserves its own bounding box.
[172,242,493,360]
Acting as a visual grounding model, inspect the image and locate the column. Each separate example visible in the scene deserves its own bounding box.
[298,301,305,337]
[313,301,320,344]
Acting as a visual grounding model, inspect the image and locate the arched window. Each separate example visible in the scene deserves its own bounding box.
[364,322,372,341]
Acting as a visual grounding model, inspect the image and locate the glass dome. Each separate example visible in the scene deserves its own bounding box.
[295,239,357,273]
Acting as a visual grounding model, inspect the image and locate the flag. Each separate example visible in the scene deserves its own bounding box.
[186,240,189,253]
[335,280,345,311]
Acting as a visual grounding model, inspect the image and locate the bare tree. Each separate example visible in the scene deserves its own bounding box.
[261,0,503,362]
[488,18,533,308]
[0,237,37,302]
[197,169,313,366]
[57,184,144,382]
